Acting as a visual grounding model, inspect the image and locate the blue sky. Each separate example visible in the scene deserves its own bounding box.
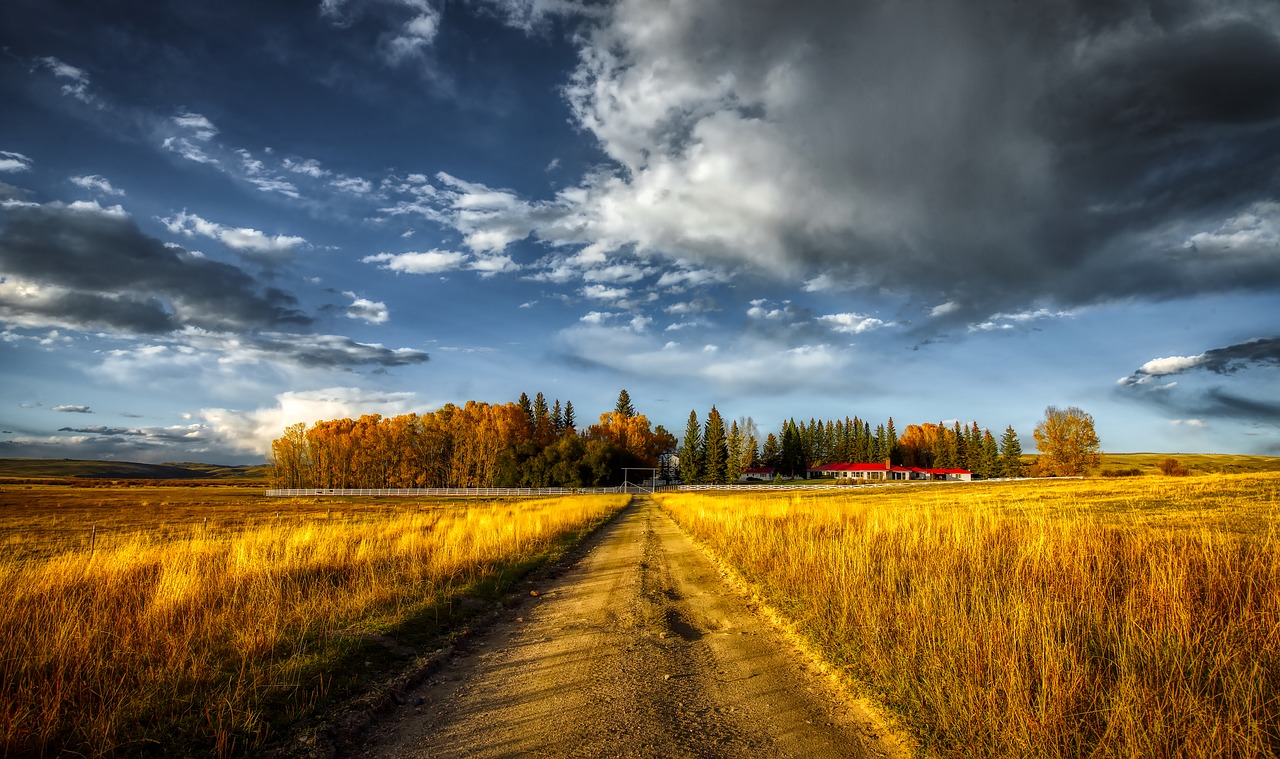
[2,0,1278,464]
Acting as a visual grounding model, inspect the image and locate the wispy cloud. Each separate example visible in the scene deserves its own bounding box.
[0,151,33,173]
[160,210,307,259]
[36,56,94,103]
[70,174,125,196]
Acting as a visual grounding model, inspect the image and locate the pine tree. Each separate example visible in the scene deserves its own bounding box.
[533,392,549,425]
[563,401,576,431]
[886,417,898,465]
[781,419,806,478]
[953,421,967,470]
[980,429,1000,479]
[518,392,533,423]
[727,421,745,483]
[702,406,729,484]
[615,389,635,418]
[552,399,564,434]
[999,425,1025,478]
[761,432,780,469]
[678,410,702,484]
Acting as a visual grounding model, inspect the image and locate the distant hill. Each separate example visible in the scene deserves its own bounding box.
[1088,453,1280,475]
[0,458,269,481]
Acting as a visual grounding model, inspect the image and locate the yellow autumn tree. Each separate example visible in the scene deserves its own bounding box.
[1033,406,1102,476]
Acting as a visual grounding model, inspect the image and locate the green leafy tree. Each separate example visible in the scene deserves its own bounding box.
[999,426,1024,478]
[678,409,702,484]
[1033,406,1102,476]
[615,389,635,418]
[702,406,729,484]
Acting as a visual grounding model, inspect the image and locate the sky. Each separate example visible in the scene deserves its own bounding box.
[1,0,1278,464]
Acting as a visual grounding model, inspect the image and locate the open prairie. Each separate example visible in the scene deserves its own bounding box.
[657,473,1280,758]
[0,483,628,757]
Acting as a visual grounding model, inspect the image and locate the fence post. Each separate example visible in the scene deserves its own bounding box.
[90,524,96,554]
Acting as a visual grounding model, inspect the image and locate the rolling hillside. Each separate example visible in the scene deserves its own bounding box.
[0,458,268,481]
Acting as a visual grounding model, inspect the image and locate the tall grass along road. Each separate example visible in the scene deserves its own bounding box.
[357,496,905,758]
[658,474,1280,758]
[0,489,626,757]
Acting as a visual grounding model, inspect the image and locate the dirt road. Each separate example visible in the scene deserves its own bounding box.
[355,497,903,758]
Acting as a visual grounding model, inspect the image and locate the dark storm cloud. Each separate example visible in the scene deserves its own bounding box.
[0,200,311,333]
[1119,336,1280,385]
[1116,337,1280,430]
[247,332,428,369]
[512,0,1280,322]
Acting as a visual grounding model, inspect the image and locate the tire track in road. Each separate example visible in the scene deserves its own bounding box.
[355,496,903,758]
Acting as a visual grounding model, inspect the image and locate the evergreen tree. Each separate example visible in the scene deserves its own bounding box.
[702,406,729,484]
[980,429,1000,479]
[518,392,533,423]
[533,392,549,425]
[953,421,967,470]
[762,432,781,469]
[886,417,898,465]
[678,409,702,484]
[552,399,564,434]
[934,421,956,468]
[727,421,745,483]
[563,401,576,431]
[999,425,1024,478]
[781,419,806,478]
[874,423,888,463]
[615,389,635,418]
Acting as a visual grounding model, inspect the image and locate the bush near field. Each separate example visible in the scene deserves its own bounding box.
[658,474,1280,758]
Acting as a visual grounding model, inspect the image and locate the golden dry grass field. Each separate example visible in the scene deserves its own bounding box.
[0,483,629,757]
[657,474,1280,759]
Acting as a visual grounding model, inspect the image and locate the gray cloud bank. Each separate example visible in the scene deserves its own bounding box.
[0,200,428,371]
[0,200,309,333]
[426,0,1280,323]
[1118,336,1280,430]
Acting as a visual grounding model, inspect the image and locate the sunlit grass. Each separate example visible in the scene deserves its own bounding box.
[0,488,628,756]
[657,474,1280,758]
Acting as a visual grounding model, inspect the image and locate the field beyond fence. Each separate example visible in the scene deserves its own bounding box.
[658,473,1280,758]
[0,484,630,757]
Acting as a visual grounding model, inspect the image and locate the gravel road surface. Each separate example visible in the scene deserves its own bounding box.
[354,496,904,759]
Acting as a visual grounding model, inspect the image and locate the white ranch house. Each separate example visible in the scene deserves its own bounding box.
[807,462,973,481]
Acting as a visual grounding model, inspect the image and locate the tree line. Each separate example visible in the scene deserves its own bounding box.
[270,390,1100,488]
[269,389,674,490]
[674,410,1029,484]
